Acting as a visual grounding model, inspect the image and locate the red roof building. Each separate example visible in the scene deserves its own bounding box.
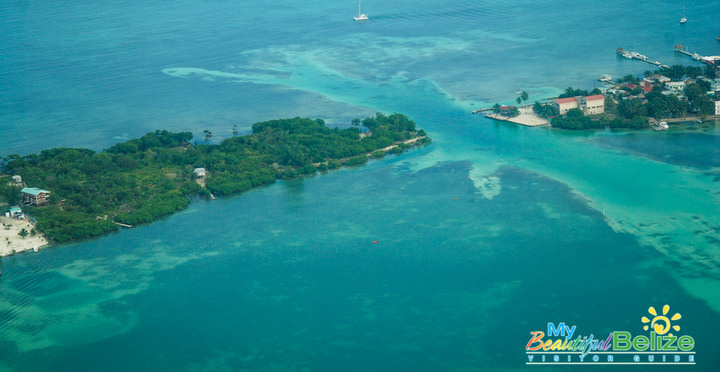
[554,95,606,116]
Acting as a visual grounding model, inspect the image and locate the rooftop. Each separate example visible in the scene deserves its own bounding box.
[21,187,50,196]
[555,97,577,104]
[585,94,605,101]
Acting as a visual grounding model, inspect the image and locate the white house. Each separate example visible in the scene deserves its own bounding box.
[715,100,720,116]
[193,168,207,178]
[665,81,686,94]
[710,79,720,94]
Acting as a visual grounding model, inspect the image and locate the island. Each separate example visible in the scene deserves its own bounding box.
[483,63,720,130]
[0,113,430,250]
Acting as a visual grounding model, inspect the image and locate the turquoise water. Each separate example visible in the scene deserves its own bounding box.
[2,0,720,370]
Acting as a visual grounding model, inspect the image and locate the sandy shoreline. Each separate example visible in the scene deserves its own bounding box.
[0,216,49,256]
[485,106,550,127]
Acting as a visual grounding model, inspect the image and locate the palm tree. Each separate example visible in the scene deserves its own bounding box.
[521,91,529,107]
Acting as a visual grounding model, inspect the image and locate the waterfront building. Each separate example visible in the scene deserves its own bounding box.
[6,206,24,220]
[554,97,579,115]
[581,95,606,115]
[499,105,517,115]
[715,100,720,116]
[554,95,605,116]
[643,74,671,84]
[21,187,51,207]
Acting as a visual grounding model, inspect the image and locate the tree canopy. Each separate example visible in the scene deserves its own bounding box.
[1,114,429,243]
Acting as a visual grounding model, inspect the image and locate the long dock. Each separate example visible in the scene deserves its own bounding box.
[616,48,669,69]
[673,45,719,65]
[674,46,702,61]
[471,107,494,114]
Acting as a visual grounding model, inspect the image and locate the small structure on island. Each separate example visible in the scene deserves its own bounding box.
[498,105,517,116]
[193,168,207,178]
[715,100,720,116]
[6,206,24,220]
[11,175,22,185]
[21,187,51,207]
[553,95,605,116]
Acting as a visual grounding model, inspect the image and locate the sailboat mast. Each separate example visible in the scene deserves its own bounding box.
[358,0,361,16]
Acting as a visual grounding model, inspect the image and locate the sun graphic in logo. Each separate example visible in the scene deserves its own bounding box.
[642,305,681,336]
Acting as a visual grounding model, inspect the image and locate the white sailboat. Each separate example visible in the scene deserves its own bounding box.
[680,0,687,23]
[353,0,368,21]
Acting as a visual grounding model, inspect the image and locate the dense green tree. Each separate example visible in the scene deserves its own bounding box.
[1,114,428,243]
[618,99,648,119]
[646,91,687,118]
[665,65,686,81]
[704,64,717,79]
[619,75,640,84]
[533,102,558,118]
[685,66,703,79]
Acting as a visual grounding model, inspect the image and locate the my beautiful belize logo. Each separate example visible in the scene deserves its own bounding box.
[525,305,695,365]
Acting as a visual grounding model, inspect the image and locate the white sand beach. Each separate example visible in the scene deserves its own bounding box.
[485,106,550,127]
[0,216,48,256]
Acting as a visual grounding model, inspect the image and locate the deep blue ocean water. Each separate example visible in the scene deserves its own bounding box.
[2,0,720,370]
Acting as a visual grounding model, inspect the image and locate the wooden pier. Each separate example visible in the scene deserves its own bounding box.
[616,48,669,69]
[674,45,701,60]
[471,107,494,115]
[673,44,718,65]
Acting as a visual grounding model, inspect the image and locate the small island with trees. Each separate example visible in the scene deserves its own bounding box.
[0,113,430,247]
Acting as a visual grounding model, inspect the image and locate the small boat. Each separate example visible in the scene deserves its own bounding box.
[653,121,669,131]
[680,0,687,24]
[371,240,379,244]
[353,0,368,21]
[598,74,612,83]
